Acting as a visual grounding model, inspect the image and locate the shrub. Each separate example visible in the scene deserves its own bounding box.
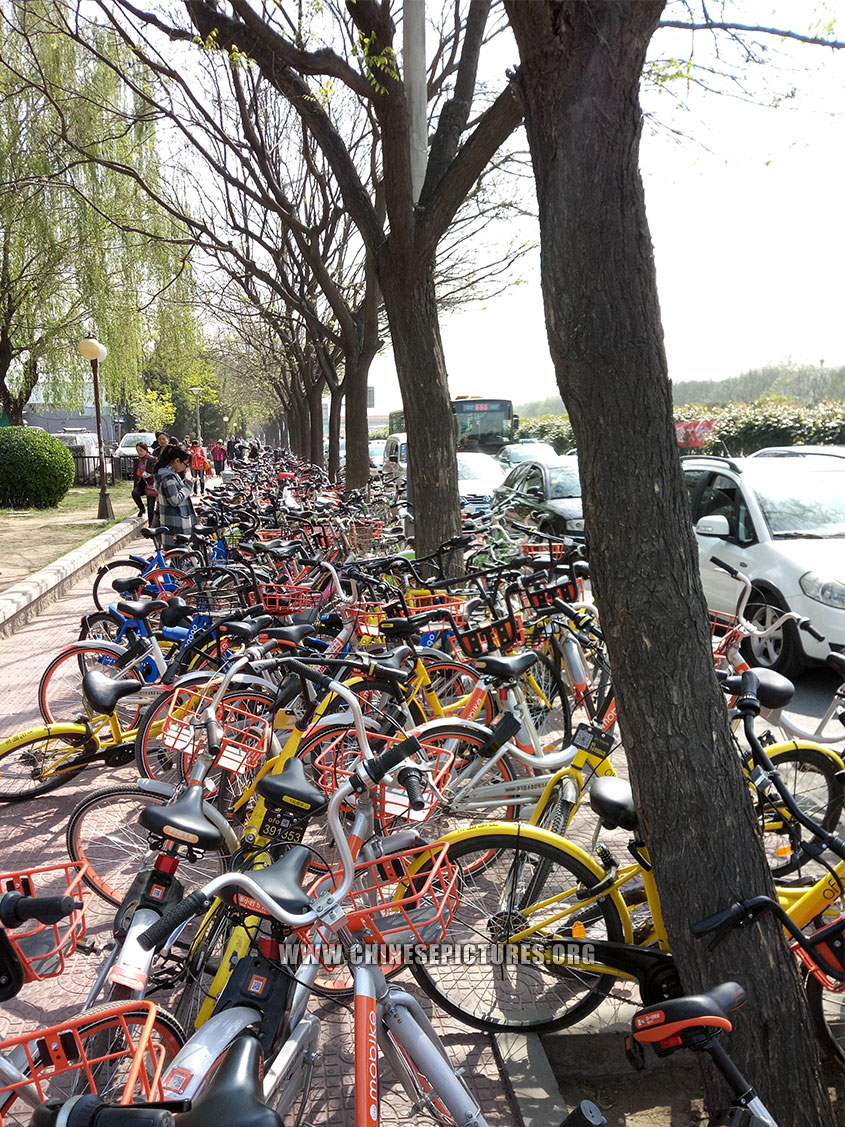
[0,427,75,509]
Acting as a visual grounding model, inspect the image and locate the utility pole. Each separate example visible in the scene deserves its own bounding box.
[404,0,427,202]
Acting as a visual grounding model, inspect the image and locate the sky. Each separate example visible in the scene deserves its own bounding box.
[368,2,845,414]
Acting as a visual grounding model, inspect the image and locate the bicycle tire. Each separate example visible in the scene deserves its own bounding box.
[91,558,146,612]
[78,610,125,644]
[416,657,494,725]
[0,1004,185,1126]
[805,968,845,1069]
[757,743,845,880]
[38,642,146,727]
[0,726,90,802]
[65,783,227,906]
[409,829,625,1033]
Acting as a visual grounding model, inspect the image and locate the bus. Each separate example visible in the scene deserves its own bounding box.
[453,396,518,454]
[387,397,518,454]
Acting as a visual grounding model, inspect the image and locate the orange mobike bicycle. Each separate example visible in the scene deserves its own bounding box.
[0,865,179,1126]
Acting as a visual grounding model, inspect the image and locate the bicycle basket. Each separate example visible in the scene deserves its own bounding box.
[709,609,743,667]
[312,731,455,824]
[161,684,271,775]
[792,913,845,991]
[255,582,323,616]
[403,591,468,627]
[0,1001,167,1114]
[450,606,525,657]
[0,862,90,984]
[346,519,385,554]
[310,841,458,946]
[520,572,581,614]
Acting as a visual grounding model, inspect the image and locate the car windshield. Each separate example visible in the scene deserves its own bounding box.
[119,432,152,449]
[746,466,845,538]
[548,463,582,499]
[506,444,556,463]
[457,454,502,484]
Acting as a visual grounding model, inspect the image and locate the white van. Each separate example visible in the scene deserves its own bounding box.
[382,432,408,482]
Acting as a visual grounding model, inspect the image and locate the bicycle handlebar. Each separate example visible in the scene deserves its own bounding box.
[709,556,825,643]
[32,1094,181,1127]
[0,893,81,928]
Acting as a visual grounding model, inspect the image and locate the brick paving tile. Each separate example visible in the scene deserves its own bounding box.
[0,557,522,1125]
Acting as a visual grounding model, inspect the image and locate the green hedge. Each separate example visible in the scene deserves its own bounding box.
[0,427,75,508]
[519,400,845,456]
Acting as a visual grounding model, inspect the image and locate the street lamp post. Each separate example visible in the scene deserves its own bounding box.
[189,386,203,443]
[79,335,114,521]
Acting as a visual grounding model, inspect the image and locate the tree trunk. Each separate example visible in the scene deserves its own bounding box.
[377,249,461,559]
[289,393,307,459]
[307,384,325,468]
[327,384,343,481]
[505,2,836,1123]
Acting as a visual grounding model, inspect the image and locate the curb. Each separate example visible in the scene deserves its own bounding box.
[0,513,143,637]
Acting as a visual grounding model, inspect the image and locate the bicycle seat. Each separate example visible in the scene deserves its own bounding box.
[116,599,168,620]
[82,670,142,716]
[172,534,193,546]
[473,652,538,680]
[140,526,168,539]
[379,611,446,638]
[632,982,745,1044]
[589,776,639,832]
[257,756,326,815]
[227,845,314,917]
[139,784,226,851]
[192,525,217,538]
[174,1034,280,1127]
[160,596,194,628]
[262,624,313,646]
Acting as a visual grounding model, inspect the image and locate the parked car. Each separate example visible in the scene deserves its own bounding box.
[497,440,560,467]
[683,455,845,676]
[382,432,408,482]
[457,452,506,513]
[113,431,157,481]
[369,439,387,468]
[493,456,585,540]
[53,430,101,484]
[747,445,845,463]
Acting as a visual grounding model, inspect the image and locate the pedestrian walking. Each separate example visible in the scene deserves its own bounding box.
[210,438,226,477]
[226,435,236,465]
[155,445,196,548]
[189,438,207,495]
[131,442,156,524]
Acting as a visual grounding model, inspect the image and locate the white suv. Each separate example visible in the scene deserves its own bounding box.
[683,455,845,677]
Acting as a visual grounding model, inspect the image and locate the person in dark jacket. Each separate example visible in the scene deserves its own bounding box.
[155,445,196,548]
[131,441,157,524]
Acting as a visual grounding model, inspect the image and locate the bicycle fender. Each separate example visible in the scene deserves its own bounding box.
[0,723,92,754]
[160,1005,263,1100]
[768,738,845,773]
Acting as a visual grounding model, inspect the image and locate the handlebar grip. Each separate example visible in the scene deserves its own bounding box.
[364,736,423,784]
[0,893,79,927]
[690,902,745,938]
[800,619,826,642]
[138,889,210,951]
[397,767,427,812]
[64,1097,176,1127]
[709,556,739,578]
[285,658,334,692]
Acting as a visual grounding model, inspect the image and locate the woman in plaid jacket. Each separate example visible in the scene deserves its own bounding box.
[155,445,196,548]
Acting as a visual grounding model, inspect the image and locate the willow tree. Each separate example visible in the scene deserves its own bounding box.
[0,2,198,422]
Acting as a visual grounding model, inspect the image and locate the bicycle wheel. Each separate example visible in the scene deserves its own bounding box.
[0,1005,185,1127]
[65,783,227,906]
[514,651,573,751]
[78,610,124,644]
[409,830,625,1033]
[92,558,146,612]
[38,643,146,727]
[0,727,90,802]
[756,744,845,880]
[805,968,845,1068]
[417,657,494,724]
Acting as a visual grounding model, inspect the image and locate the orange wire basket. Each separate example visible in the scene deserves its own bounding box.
[520,573,583,616]
[404,591,469,626]
[709,609,744,668]
[311,731,455,824]
[0,1001,167,1118]
[161,683,272,775]
[340,600,393,639]
[255,582,324,616]
[256,527,292,541]
[1,863,90,984]
[520,542,575,561]
[346,519,385,554]
[309,841,459,946]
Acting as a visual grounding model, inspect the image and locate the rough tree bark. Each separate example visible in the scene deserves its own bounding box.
[505,2,836,1122]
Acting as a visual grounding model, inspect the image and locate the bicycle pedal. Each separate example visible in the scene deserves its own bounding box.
[76,939,99,956]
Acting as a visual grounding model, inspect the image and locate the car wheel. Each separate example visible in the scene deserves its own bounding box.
[740,586,805,680]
